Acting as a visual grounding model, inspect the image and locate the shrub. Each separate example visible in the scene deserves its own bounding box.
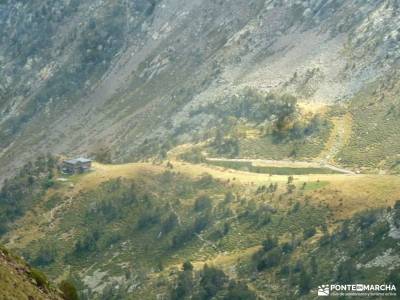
[34,244,56,266]
[303,227,316,239]
[179,148,206,164]
[30,268,49,289]
[194,195,212,212]
[290,202,301,214]
[194,214,210,233]
[73,229,100,255]
[319,233,331,246]
[386,269,400,288]
[223,282,256,300]
[59,280,79,300]
[136,210,160,230]
[298,269,312,295]
[394,200,400,210]
[199,265,228,298]
[336,260,356,283]
[216,137,239,157]
[256,247,282,271]
[262,236,278,252]
[170,269,194,300]
[224,192,234,203]
[182,261,193,271]
[196,174,215,188]
[281,242,294,254]
[358,212,376,229]
[171,228,194,249]
[161,213,178,234]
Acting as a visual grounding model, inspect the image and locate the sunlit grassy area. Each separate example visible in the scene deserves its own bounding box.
[3,159,400,299]
[206,160,340,175]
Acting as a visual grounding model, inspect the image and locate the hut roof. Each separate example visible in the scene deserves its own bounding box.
[64,157,92,165]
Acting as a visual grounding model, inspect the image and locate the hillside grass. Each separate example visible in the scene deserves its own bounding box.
[238,126,331,160]
[2,160,400,299]
[0,246,61,300]
[337,78,400,171]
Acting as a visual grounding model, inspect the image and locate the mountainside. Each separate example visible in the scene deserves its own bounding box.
[2,1,400,299]
[0,245,63,300]
[1,157,399,299]
[1,0,400,182]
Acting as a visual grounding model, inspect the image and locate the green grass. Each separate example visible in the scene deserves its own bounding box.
[207,160,340,175]
[239,134,330,160]
[302,180,329,191]
[0,246,61,300]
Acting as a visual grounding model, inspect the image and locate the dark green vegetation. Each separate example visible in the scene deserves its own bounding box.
[0,155,57,234]
[191,90,298,126]
[169,263,256,300]
[338,73,400,172]
[0,158,400,299]
[200,90,332,159]
[0,160,331,299]
[239,203,400,299]
[0,156,399,298]
[207,160,340,175]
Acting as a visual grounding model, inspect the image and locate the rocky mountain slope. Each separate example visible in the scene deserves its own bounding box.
[2,2,400,297]
[1,0,400,183]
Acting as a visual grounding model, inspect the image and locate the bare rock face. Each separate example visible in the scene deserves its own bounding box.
[0,0,399,181]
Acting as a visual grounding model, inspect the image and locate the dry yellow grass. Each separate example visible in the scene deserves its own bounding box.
[298,101,329,115]
[173,160,350,184]
[73,161,400,220]
[71,162,164,194]
[154,245,260,280]
[0,252,61,300]
[171,160,400,220]
[191,245,260,273]
[308,175,400,220]
[5,162,166,249]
